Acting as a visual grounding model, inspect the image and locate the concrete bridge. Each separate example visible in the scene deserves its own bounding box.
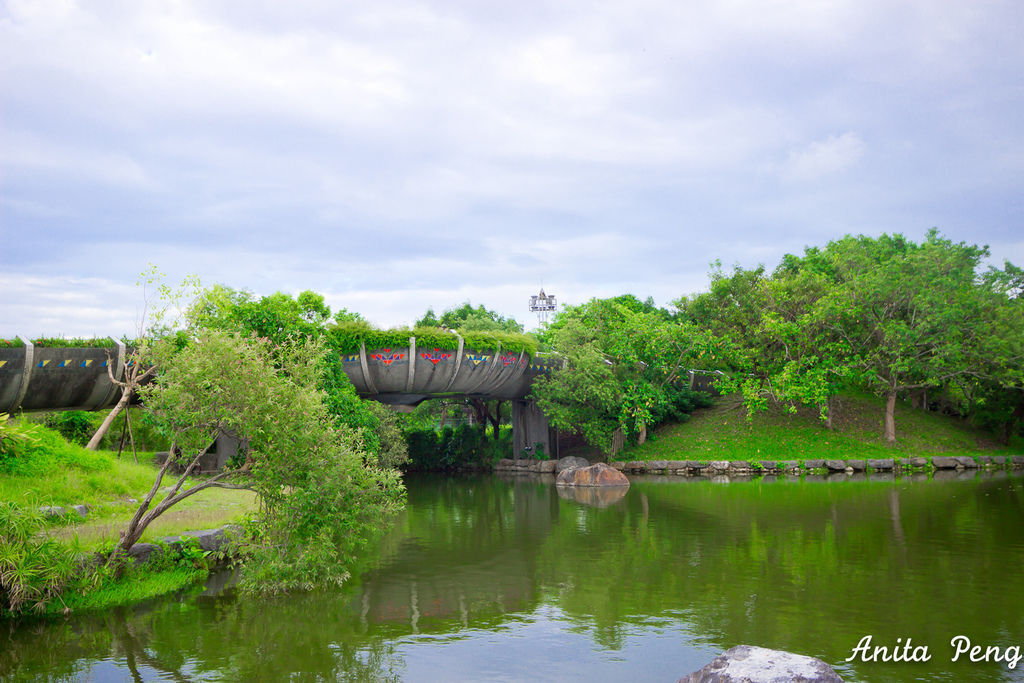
[0,335,562,457]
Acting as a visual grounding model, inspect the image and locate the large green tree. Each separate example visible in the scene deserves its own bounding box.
[533,297,715,452]
[114,329,405,592]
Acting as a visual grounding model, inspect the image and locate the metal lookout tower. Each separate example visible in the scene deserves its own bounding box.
[529,288,557,325]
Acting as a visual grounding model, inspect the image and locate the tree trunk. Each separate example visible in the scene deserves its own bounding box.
[824,396,834,430]
[637,421,647,445]
[87,387,132,450]
[488,401,503,441]
[884,391,897,445]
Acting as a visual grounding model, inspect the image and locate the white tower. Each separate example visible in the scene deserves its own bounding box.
[529,288,557,325]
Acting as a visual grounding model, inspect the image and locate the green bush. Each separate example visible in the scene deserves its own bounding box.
[404,424,512,470]
[43,411,96,446]
[0,502,79,617]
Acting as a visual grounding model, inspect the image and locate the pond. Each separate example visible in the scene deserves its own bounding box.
[2,470,1023,682]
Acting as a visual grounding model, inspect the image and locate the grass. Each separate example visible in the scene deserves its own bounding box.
[1,419,256,550]
[45,567,208,616]
[622,391,1022,462]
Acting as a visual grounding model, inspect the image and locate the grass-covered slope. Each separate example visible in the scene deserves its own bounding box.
[622,392,1020,461]
[0,419,254,550]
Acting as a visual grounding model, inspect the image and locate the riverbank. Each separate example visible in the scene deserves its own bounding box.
[618,392,1022,462]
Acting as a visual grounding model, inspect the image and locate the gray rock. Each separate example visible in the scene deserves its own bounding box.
[955,456,978,468]
[976,456,992,465]
[847,460,867,471]
[780,460,800,470]
[689,461,710,470]
[932,456,959,469]
[825,460,847,472]
[867,458,894,471]
[555,463,630,487]
[679,644,844,682]
[992,456,1007,465]
[1012,456,1024,466]
[758,461,777,471]
[646,460,669,471]
[804,459,825,469]
[71,504,90,519]
[623,460,646,472]
[710,461,730,471]
[40,506,66,518]
[537,459,556,473]
[729,460,752,471]
[666,460,688,471]
[127,542,162,564]
[908,457,929,467]
[182,528,229,552]
[555,456,590,472]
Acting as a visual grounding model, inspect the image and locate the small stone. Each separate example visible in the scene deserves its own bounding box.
[71,504,89,519]
[867,458,894,471]
[678,644,844,682]
[932,456,959,469]
[40,506,66,518]
[537,460,556,473]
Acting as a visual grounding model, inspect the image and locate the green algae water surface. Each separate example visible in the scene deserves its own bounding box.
[2,470,1022,682]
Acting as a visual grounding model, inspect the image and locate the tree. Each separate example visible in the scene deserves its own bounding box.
[533,297,715,452]
[110,329,405,591]
[416,302,524,333]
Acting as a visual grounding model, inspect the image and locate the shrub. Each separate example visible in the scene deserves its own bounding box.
[0,502,78,616]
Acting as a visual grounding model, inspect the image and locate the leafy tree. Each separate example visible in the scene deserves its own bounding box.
[111,328,405,592]
[533,298,715,453]
[417,301,524,333]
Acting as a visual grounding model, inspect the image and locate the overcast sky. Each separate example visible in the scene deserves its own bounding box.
[2,0,1022,337]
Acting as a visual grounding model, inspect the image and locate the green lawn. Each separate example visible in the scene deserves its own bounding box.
[1,419,256,551]
[622,392,1020,462]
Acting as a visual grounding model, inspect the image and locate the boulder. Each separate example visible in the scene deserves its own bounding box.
[127,542,162,564]
[955,456,978,468]
[908,457,928,467]
[758,461,777,471]
[847,460,867,472]
[646,460,669,471]
[679,645,844,682]
[932,456,959,469]
[825,460,847,472]
[867,459,894,471]
[976,456,992,465]
[556,456,591,472]
[729,460,752,471]
[39,506,66,518]
[709,461,730,472]
[804,459,825,469]
[992,456,1007,465]
[536,459,557,473]
[780,460,800,471]
[555,463,630,487]
[1012,455,1024,466]
[71,504,90,519]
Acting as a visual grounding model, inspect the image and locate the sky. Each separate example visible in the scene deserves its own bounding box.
[2,0,1022,337]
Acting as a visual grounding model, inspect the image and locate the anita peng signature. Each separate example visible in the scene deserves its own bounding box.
[846,635,1022,669]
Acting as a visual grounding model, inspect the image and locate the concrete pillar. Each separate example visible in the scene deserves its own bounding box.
[512,399,551,460]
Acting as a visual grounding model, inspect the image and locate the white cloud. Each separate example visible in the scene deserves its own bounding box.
[780,132,866,183]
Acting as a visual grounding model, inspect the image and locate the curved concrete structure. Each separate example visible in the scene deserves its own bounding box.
[0,338,126,413]
[342,334,559,406]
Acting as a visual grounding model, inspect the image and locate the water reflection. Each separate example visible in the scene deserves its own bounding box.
[2,471,1022,682]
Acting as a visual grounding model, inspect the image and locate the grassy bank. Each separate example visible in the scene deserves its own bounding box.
[1,418,255,619]
[622,392,1022,462]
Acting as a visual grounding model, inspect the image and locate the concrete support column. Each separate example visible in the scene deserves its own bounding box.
[512,399,551,460]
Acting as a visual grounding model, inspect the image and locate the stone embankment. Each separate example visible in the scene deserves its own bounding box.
[496,455,1024,476]
[610,455,1024,476]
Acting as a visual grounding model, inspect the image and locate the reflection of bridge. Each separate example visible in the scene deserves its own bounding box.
[0,335,562,456]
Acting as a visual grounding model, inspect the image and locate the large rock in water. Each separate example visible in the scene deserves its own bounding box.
[555,462,630,487]
[679,645,844,682]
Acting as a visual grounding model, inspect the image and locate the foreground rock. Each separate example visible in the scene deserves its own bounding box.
[679,645,844,682]
[555,462,630,487]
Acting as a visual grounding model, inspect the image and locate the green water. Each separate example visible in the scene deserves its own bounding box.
[2,470,1023,682]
